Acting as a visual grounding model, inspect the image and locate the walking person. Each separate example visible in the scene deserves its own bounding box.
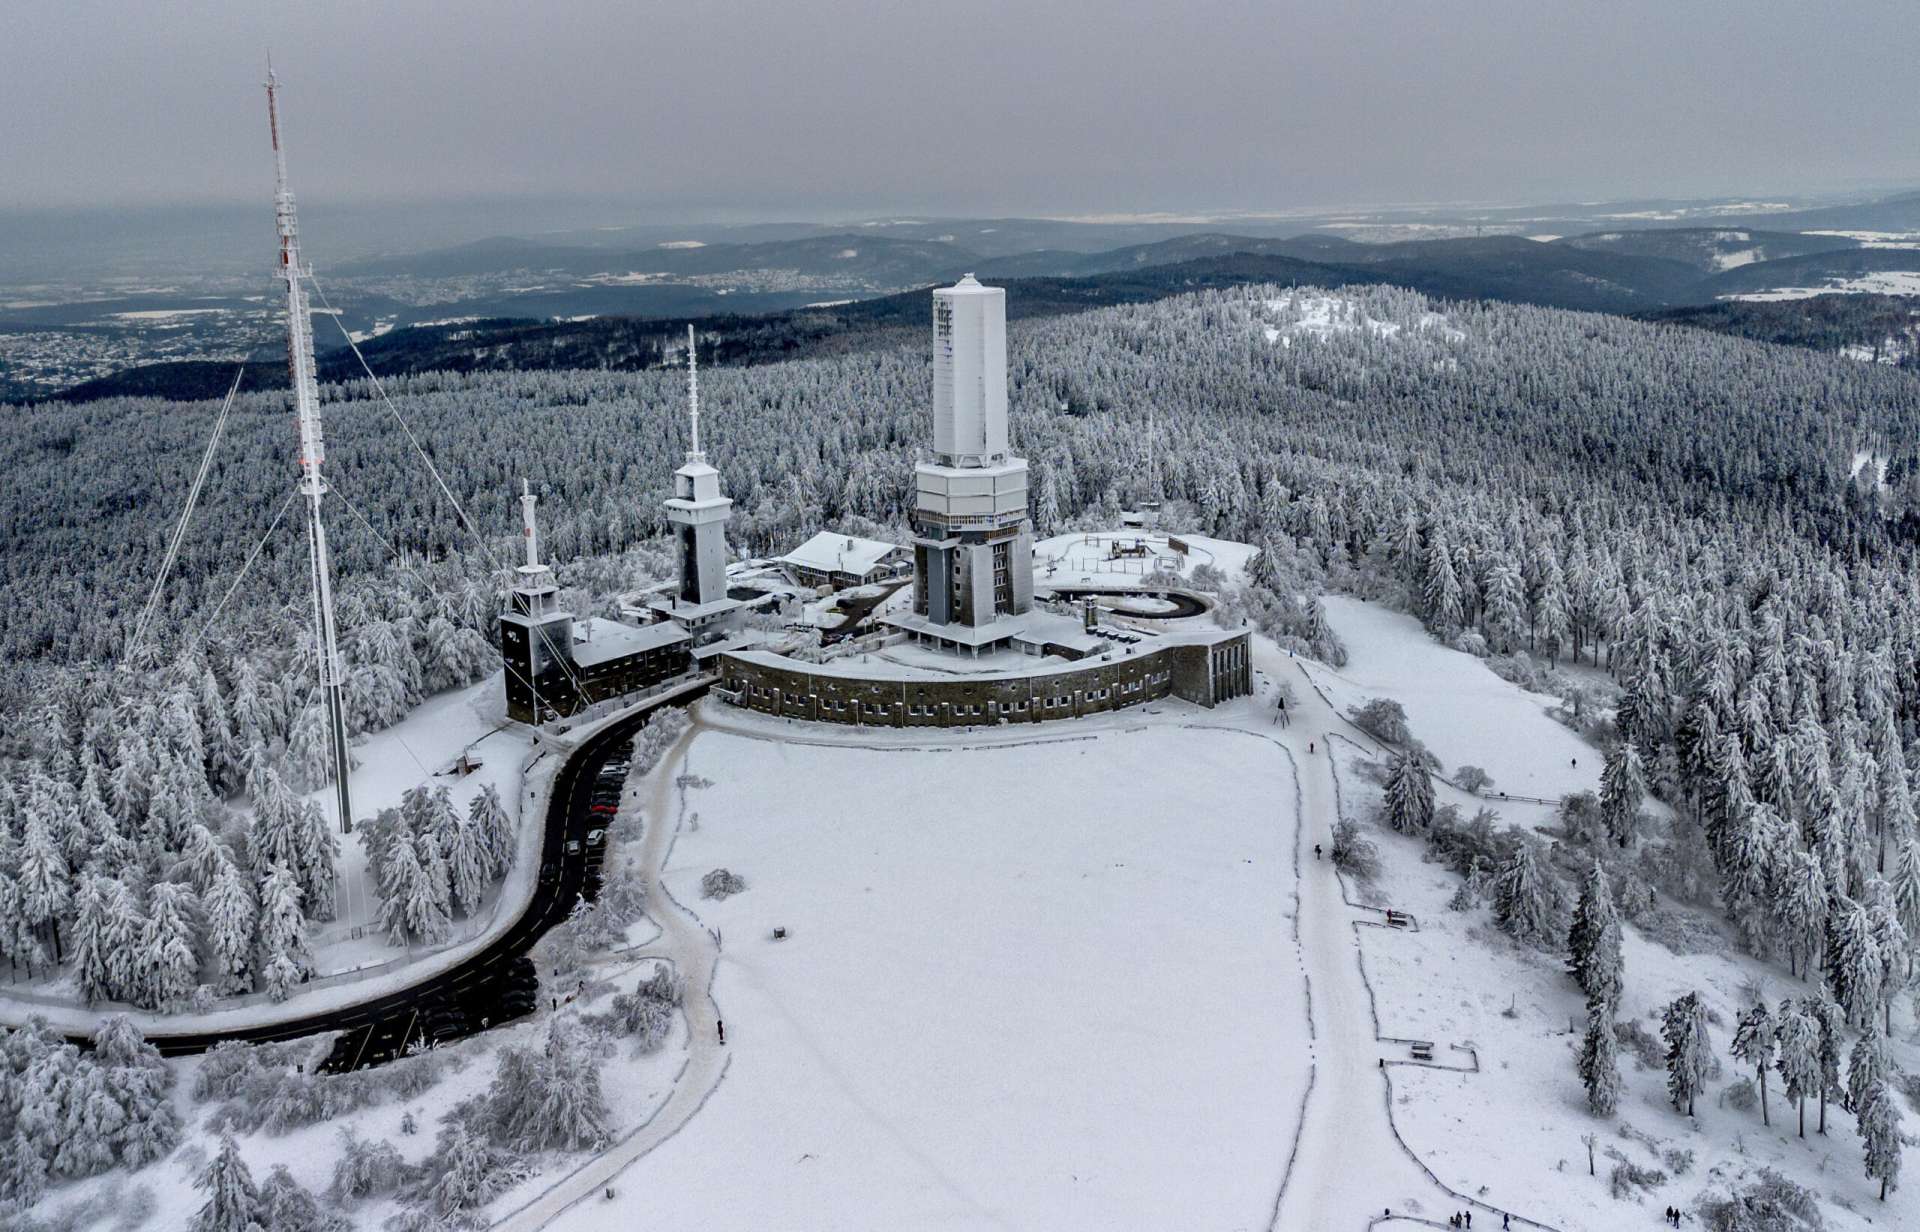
[717,1019,726,1045]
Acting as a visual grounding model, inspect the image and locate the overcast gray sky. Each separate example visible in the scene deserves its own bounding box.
[4,0,1917,215]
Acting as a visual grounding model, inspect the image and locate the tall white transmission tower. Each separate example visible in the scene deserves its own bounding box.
[266,64,354,834]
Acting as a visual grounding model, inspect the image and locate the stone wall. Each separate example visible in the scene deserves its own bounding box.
[715,632,1250,729]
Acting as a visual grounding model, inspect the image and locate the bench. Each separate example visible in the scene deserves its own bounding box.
[1409,1041,1435,1062]
[1384,909,1414,928]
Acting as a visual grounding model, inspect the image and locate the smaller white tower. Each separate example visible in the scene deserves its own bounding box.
[653,326,742,638]
[499,479,576,723]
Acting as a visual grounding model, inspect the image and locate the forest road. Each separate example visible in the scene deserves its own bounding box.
[1260,645,1468,1230]
[492,716,727,1232]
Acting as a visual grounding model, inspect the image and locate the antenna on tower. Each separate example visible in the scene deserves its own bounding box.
[685,324,703,461]
[267,63,355,835]
[520,478,541,571]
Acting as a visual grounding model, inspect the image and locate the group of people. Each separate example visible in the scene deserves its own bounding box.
[1663,1207,1684,1226]
[1448,1212,1473,1228]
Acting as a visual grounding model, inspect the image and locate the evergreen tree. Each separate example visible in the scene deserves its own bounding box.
[191,1129,263,1232]
[1847,1026,1888,1118]
[1493,842,1554,946]
[422,1121,527,1222]
[1859,1079,1903,1201]
[1566,861,1624,1010]
[1383,749,1434,832]
[1806,995,1846,1134]
[1729,1000,1776,1126]
[138,882,200,1011]
[440,811,492,917]
[1578,1002,1621,1116]
[1773,1000,1820,1137]
[68,874,114,1004]
[1598,741,1645,848]
[1777,848,1830,978]
[1827,895,1885,1030]
[15,812,70,964]
[1661,991,1713,1117]
[256,862,310,993]
[203,864,256,996]
[469,782,515,878]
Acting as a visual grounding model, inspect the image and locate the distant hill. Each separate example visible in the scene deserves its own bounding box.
[336,232,980,286]
[41,219,1920,404]
[1700,246,1920,297]
[1554,227,1858,273]
[1687,191,1920,235]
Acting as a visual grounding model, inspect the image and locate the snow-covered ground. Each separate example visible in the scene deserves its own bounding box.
[304,676,530,976]
[559,719,1309,1230]
[1261,290,1464,346]
[1306,595,1598,805]
[1307,599,1920,1230]
[1727,271,1920,300]
[1033,529,1257,585]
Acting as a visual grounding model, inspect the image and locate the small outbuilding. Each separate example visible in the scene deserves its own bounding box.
[777,532,909,591]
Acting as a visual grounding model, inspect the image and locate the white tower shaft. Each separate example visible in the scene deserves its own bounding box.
[686,324,703,461]
[520,478,540,569]
[268,65,354,835]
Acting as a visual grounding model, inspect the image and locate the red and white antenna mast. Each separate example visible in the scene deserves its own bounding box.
[267,61,355,834]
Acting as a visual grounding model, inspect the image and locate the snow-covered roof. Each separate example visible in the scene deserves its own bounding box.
[778,531,904,577]
[571,616,690,667]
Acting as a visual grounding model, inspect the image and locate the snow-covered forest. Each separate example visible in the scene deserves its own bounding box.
[6,283,1920,1013]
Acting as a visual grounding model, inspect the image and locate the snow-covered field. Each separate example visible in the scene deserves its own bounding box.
[1307,595,1598,805]
[563,721,1309,1230]
[1727,271,1920,300]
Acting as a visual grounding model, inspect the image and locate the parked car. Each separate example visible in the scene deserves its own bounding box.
[586,828,606,846]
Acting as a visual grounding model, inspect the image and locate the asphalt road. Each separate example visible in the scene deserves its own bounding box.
[123,685,708,1068]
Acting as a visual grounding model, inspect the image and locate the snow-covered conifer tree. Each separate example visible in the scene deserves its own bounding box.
[1661,991,1713,1117]
[1847,1026,1888,1117]
[1383,749,1434,832]
[1806,995,1846,1134]
[1729,1001,1776,1126]
[203,863,256,995]
[15,812,70,963]
[1567,861,1623,1010]
[1577,1002,1620,1115]
[138,881,200,1010]
[1826,896,1885,1030]
[470,782,515,878]
[1859,1079,1903,1200]
[191,1130,263,1232]
[1777,848,1829,978]
[1772,1000,1820,1137]
[1493,841,1553,946]
[1598,741,1645,848]
[68,875,113,1004]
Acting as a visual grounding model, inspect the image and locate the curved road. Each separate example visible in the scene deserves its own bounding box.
[104,684,709,1066]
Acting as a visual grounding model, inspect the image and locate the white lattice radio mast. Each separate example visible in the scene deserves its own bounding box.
[267,63,354,834]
